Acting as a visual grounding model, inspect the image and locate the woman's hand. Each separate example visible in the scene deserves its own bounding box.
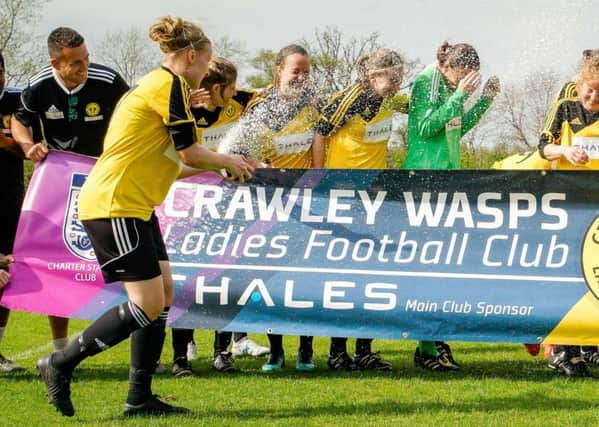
[189,88,211,108]
[457,71,481,95]
[563,146,589,166]
[245,157,272,169]
[483,76,501,99]
[222,155,255,184]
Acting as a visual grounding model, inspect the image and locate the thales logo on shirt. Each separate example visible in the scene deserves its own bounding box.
[364,119,392,143]
[572,136,599,160]
[62,173,96,261]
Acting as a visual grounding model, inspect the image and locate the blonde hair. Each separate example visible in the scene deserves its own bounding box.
[356,48,404,82]
[578,49,599,83]
[148,16,210,54]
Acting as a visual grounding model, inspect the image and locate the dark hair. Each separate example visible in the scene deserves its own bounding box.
[356,48,403,82]
[149,16,210,54]
[437,41,480,70]
[0,51,4,70]
[275,44,309,68]
[200,57,237,92]
[47,27,85,58]
[274,44,309,86]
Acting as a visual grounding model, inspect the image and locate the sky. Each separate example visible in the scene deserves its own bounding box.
[36,0,596,84]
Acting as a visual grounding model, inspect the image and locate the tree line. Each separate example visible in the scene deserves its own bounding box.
[2,0,566,168]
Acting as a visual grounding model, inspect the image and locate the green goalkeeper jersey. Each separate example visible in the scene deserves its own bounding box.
[404,65,492,170]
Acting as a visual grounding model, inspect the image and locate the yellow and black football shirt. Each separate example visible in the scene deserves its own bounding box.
[243,87,319,169]
[492,150,552,170]
[539,81,599,170]
[192,89,256,151]
[315,82,407,169]
[79,66,196,221]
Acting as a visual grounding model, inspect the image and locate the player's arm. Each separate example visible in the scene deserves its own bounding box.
[155,74,254,182]
[311,134,327,168]
[538,99,587,166]
[12,87,47,161]
[10,116,47,161]
[177,143,254,182]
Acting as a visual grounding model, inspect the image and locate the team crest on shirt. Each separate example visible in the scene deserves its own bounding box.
[85,102,101,116]
[225,105,235,118]
[62,173,95,261]
[84,102,104,122]
[2,114,10,129]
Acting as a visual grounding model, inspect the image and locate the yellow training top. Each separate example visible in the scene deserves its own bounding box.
[78,67,196,221]
[192,89,256,151]
[244,87,319,169]
[492,150,552,170]
[539,82,599,170]
[315,83,407,169]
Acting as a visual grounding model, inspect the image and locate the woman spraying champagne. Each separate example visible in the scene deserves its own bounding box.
[37,16,253,417]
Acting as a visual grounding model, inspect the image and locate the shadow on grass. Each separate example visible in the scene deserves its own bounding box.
[5,361,590,385]
[95,391,596,423]
[0,353,587,384]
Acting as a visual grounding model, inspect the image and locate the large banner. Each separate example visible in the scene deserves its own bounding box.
[3,150,599,344]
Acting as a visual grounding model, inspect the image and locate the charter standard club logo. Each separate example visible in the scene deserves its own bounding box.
[62,173,95,261]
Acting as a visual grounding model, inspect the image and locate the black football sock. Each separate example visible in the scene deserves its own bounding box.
[267,334,283,356]
[52,301,150,373]
[233,332,247,342]
[329,337,348,355]
[214,330,233,356]
[172,327,194,360]
[127,307,169,405]
[299,336,313,357]
[355,338,373,356]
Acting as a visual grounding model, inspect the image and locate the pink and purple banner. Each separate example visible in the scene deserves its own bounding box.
[3,150,599,343]
[0,151,124,318]
[0,151,229,321]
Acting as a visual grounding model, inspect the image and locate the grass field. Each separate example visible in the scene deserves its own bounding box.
[0,311,597,426]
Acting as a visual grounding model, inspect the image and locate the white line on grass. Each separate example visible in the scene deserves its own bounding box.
[10,331,82,361]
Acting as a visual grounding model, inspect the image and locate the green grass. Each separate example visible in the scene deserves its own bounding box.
[0,311,596,426]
